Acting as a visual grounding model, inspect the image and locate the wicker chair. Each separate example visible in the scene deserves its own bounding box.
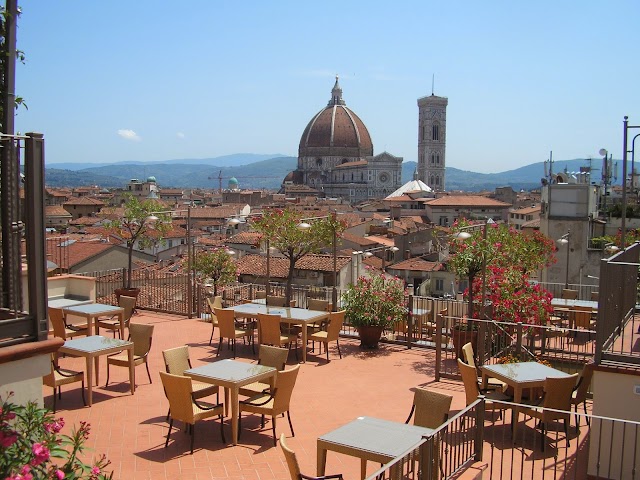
[49,306,88,340]
[309,310,345,361]
[207,296,223,346]
[257,313,298,361]
[590,291,599,301]
[457,359,511,418]
[255,291,267,299]
[561,289,579,300]
[462,342,507,392]
[215,307,254,357]
[162,345,219,416]
[572,361,594,431]
[42,354,85,412]
[280,433,343,480]
[97,295,136,338]
[239,364,300,446]
[267,296,286,307]
[519,373,579,451]
[239,345,289,397]
[307,299,329,312]
[159,371,225,454]
[106,323,154,386]
[571,305,596,333]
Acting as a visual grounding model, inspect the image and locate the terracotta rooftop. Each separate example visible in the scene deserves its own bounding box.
[47,239,114,268]
[237,254,351,278]
[424,195,511,208]
[63,196,105,206]
[228,232,262,246]
[45,205,72,217]
[333,160,368,169]
[509,205,541,215]
[388,257,443,272]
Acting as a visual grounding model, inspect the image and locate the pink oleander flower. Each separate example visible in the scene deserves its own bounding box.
[55,470,65,480]
[91,467,100,475]
[0,429,18,447]
[31,442,50,466]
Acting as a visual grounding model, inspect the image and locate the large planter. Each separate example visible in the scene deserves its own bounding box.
[357,326,385,349]
[451,327,478,360]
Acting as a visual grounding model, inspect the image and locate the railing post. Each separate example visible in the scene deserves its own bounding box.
[475,398,485,461]
[435,310,442,381]
[516,322,523,358]
[407,294,414,349]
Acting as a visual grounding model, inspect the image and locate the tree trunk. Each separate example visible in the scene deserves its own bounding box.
[286,260,295,307]
[127,243,134,289]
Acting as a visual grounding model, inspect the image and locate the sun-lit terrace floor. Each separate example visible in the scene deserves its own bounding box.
[44,310,593,480]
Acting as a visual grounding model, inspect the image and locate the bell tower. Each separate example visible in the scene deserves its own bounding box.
[417,92,448,191]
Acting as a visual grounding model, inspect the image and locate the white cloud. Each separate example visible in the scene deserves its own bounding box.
[117,129,141,141]
[176,132,185,139]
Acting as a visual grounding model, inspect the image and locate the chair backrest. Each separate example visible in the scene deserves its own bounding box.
[255,291,267,299]
[574,361,594,404]
[273,364,300,413]
[162,345,191,375]
[214,308,237,338]
[307,298,329,312]
[257,313,283,345]
[411,387,453,428]
[159,371,194,423]
[457,358,480,406]
[561,289,578,300]
[42,353,57,386]
[128,323,154,357]
[462,342,476,368]
[572,306,594,329]
[279,433,302,480]
[590,291,599,302]
[48,307,68,340]
[267,296,286,307]
[258,344,289,370]
[119,295,137,323]
[541,374,579,417]
[326,310,345,342]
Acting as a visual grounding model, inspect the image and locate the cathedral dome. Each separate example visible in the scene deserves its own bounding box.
[298,77,373,158]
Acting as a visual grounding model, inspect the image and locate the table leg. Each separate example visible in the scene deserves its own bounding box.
[512,386,523,442]
[231,387,240,445]
[317,446,327,476]
[301,321,308,363]
[119,313,125,339]
[85,356,93,406]
[93,315,98,335]
[224,387,229,417]
[94,356,100,386]
[128,346,135,394]
[360,458,367,480]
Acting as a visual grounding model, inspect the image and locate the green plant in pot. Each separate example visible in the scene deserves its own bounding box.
[342,270,406,349]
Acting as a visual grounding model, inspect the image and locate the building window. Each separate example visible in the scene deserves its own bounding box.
[316,158,322,167]
[431,154,435,165]
[436,154,440,165]
[432,123,439,141]
[435,279,444,291]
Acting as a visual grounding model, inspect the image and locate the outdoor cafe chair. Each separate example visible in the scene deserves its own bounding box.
[462,342,507,392]
[308,310,345,361]
[457,359,511,420]
[42,354,85,413]
[257,313,298,361]
[561,289,579,300]
[572,361,594,431]
[518,373,579,451]
[255,291,267,299]
[239,345,289,397]
[571,305,596,334]
[49,306,88,340]
[162,345,219,419]
[239,364,300,446]
[307,298,329,312]
[159,371,225,454]
[215,307,255,357]
[280,433,343,480]
[106,323,154,387]
[97,295,136,339]
[207,296,223,346]
[267,296,286,307]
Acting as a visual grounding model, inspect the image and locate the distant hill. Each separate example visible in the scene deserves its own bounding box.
[44,154,621,192]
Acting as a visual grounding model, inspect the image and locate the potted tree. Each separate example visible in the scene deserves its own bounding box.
[193,248,238,297]
[342,271,406,349]
[104,194,170,299]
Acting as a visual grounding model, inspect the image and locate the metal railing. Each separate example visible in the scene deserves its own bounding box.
[369,398,640,480]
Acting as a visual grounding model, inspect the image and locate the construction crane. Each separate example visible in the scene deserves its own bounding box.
[208,170,281,193]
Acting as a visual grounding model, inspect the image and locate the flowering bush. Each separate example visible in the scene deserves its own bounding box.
[0,394,112,480]
[496,353,552,367]
[342,270,406,329]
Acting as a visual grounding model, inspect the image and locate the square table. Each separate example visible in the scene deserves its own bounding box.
[317,416,434,480]
[58,335,134,406]
[550,299,598,329]
[185,359,276,445]
[226,303,329,362]
[63,303,125,337]
[482,361,571,437]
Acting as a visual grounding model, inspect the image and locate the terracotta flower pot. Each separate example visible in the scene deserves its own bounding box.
[357,326,385,349]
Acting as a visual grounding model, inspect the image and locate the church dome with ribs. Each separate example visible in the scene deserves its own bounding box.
[298,77,373,158]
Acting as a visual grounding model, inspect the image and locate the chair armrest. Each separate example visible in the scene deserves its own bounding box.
[191,395,222,411]
[240,391,276,407]
[66,324,86,331]
[404,404,415,424]
[54,365,80,378]
[300,474,343,480]
[572,376,583,393]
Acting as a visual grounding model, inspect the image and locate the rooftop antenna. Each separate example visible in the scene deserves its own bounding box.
[431,74,435,95]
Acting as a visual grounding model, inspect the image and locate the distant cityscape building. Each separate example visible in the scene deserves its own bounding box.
[417,92,448,191]
[283,77,402,204]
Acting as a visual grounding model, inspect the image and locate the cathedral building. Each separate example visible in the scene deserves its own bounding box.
[283,77,402,204]
[417,93,448,191]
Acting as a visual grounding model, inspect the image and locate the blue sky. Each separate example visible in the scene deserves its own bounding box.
[14,1,640,173]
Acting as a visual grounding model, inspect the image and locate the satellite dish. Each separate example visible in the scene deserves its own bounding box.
[599,148,608,157]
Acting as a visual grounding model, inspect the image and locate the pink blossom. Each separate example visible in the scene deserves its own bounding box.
[30,442,50,466]
[0,430,18,447]
[55,470,65,480]
[91,467,101,475]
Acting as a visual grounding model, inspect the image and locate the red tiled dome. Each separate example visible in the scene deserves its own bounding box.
[298,77,373,158]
